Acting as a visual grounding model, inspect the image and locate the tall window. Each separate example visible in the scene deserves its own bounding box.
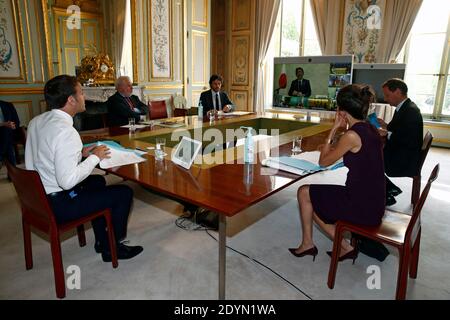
[273,0,321,57]
[119,0,133,81]
[264,0,321,109]
[403,0,450,119]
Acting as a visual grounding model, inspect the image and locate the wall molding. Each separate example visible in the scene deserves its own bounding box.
[0,88,44,95]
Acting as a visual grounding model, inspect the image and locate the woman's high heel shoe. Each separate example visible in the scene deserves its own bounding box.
[288,246,318,261]
[326,248,359,265]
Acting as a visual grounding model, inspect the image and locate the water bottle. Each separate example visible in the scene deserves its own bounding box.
[243,163,254,195]
[198,100,203,120]
[241,126,254,163]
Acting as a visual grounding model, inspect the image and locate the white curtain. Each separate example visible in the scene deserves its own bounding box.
[112,0,127,77]
[310,0,343,55]
[120,0,133,80]
[254,0,281,114]
[376,0,423,63]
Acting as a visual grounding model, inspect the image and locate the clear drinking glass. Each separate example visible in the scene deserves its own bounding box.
[128,117,136,130]
[292,136,302,153]
[155,137,167,159]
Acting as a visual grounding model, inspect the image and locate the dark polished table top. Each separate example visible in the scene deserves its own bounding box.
[80,113,334,216]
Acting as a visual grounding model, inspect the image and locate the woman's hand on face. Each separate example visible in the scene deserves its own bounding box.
[333,111,346,130]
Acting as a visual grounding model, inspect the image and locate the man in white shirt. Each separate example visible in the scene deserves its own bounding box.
[25,75,143,262]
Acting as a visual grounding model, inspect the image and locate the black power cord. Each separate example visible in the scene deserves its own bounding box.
[175,214,313,300]
[204,229,313,300]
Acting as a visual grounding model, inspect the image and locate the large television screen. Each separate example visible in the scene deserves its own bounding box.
[273,55,353,111]
[352,63,406,103]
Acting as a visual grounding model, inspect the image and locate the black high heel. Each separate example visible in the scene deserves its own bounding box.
[288,246,318,261]
[326,247,359,264]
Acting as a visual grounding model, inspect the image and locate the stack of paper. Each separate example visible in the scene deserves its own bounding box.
[261,151,343,176]
[84,140,147,169]
[218,111,252,117]
[120,124,149,129]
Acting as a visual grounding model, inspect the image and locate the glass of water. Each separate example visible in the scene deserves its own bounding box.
[292,136,302,153]
[128,117,136,130]
[155,137,167,159]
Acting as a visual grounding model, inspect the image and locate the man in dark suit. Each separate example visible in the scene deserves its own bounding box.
[378,78,423,206]
[288,67,312,97]
[199,75,234,117]
[107,76,148,126]
[0,100,20,166]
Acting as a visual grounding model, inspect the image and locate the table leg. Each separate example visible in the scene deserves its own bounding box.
[218,213,226,300]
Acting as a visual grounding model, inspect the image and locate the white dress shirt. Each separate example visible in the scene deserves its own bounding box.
[387,98,408,140]
[25,109,100,194]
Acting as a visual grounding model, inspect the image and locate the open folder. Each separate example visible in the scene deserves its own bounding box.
[84,140,147,169]
[261,151,344,176]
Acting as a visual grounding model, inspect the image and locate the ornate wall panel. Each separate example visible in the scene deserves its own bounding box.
[230,90,248,110]
[341,0,386,63]
[231,35,250,86]
[231,0,251,31]
[0,0,26,82]
[149,0,172,79]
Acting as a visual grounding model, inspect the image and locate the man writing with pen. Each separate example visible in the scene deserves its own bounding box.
[25,75,143,262]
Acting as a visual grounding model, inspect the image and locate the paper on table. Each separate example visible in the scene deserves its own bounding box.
[155,121,185,128]
[217,111,252,116]
[120,124,149,129]
[90,141,147,169]
[261,151,343,175]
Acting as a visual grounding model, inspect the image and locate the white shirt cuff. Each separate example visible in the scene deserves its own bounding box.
[387,131,392,140]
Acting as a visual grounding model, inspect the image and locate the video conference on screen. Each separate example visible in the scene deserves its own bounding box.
[273,55,354,111]
[272,55,406,110]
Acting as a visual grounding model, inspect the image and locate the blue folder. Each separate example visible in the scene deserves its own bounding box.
[276,156,344,172]
[368,112,381,128]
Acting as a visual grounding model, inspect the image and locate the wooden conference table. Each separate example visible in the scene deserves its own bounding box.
[80,112,334,299]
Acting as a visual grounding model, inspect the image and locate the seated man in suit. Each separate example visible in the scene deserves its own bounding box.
[0,100,21,166]
[107,76,148,126]
[288,67,312,98]
[199,75,234,117]
[378,78,423,206]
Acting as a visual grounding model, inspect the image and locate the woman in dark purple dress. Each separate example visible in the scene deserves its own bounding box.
[289,84,385,262]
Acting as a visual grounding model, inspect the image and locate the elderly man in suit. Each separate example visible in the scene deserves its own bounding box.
[199,74,234,117]
[0,100,20,166]
[107,76,148,126]
[288,67,312,98]
[378,78,423,206]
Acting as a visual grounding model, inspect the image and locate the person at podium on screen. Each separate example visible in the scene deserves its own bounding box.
[199,74,234,118]
[289,84,385,263]
[107,76,148,126]
[25,75,143,263]
[288,67,312,98]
